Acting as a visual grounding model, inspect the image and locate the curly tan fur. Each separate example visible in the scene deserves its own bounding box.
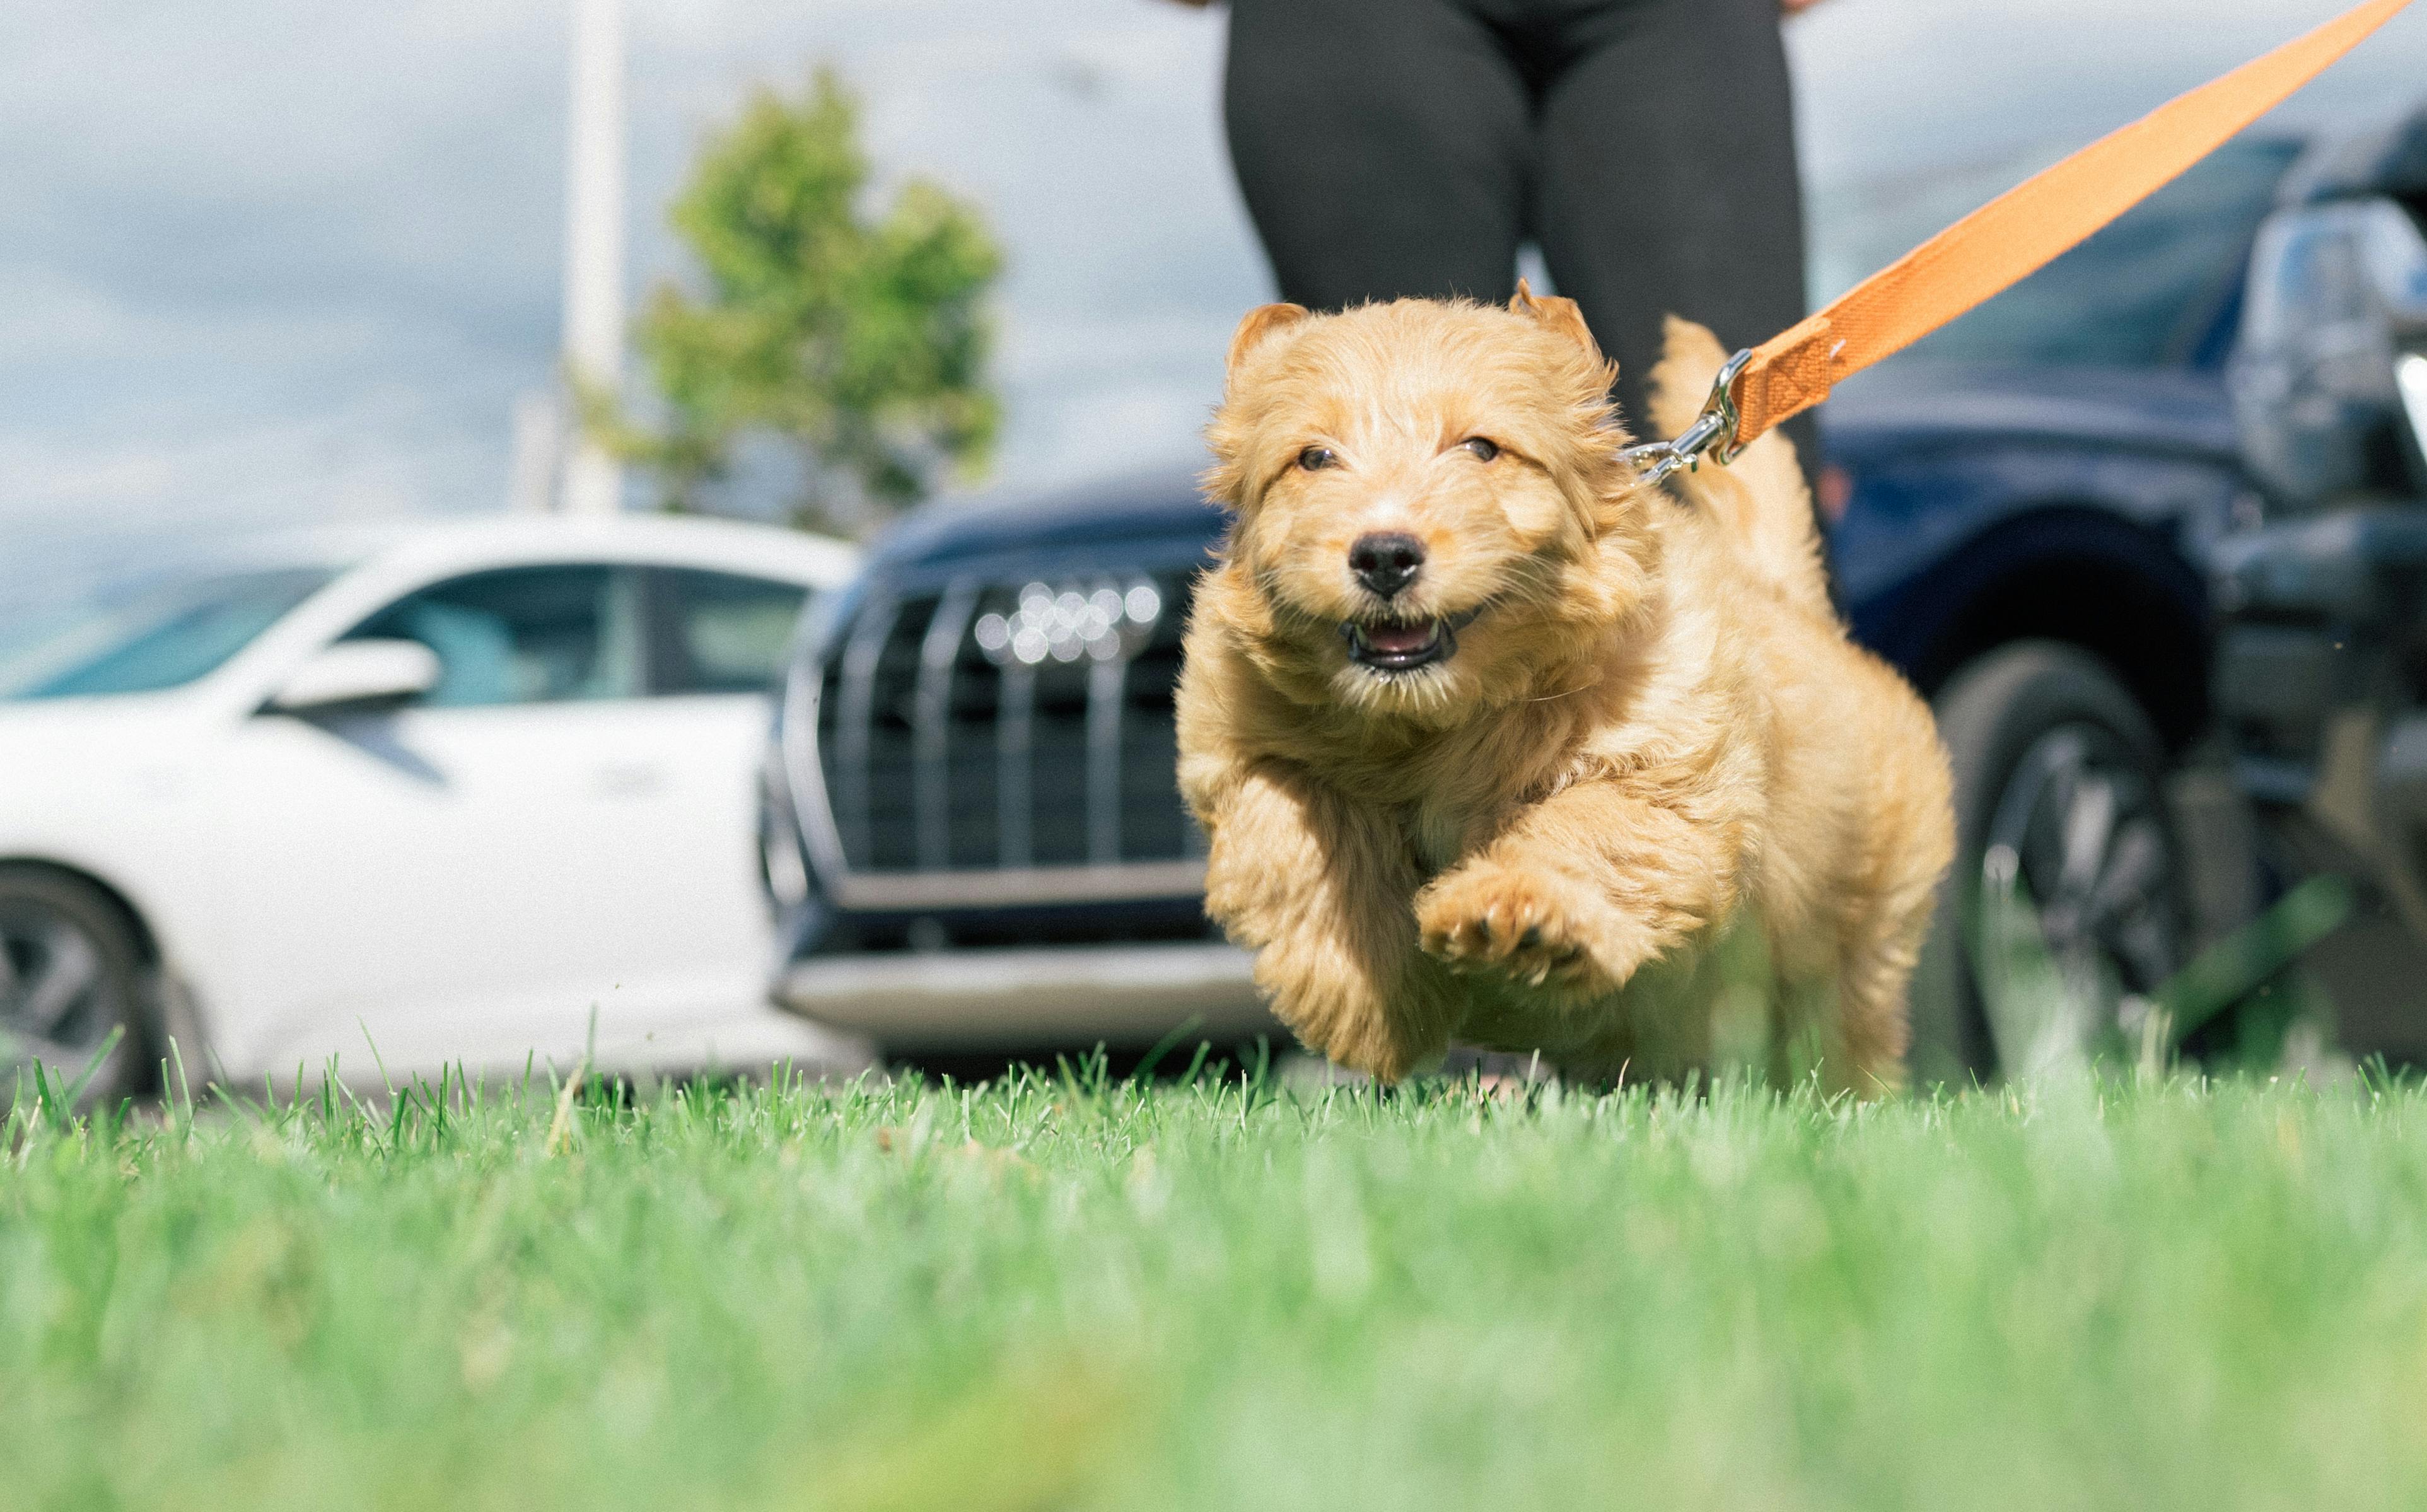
[1176,289,1953,1095]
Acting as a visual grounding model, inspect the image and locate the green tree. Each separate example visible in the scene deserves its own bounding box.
[595,68,1003,533]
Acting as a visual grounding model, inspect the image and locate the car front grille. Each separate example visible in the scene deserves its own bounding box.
[788,567,1208,910]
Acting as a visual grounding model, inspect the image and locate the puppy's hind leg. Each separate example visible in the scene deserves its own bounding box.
[1818,890,1936,1098]
[1819,727,1957,1098]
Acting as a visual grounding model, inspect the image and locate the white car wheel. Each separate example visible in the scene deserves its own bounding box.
[0,868,148,1110]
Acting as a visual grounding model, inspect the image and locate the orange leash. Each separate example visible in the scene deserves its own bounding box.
[1631,0,2416,481]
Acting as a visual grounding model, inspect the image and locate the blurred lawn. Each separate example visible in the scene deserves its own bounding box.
[6,1061,2427,1511]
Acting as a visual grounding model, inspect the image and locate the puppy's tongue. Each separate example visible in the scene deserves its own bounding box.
[1361,622,1436,654]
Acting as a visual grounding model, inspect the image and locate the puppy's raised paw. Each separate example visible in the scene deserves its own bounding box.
[1416,867,1624,996]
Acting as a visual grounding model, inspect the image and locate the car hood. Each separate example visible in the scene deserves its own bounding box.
[1819,360,2241,469]
[868,464,1226,573]
[870,369,2245,556]
[853,368,2244,577]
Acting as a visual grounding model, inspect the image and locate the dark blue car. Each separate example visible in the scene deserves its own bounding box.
[762,113,2427,1079]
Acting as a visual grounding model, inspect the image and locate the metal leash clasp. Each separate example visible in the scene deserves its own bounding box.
[1621,347,1754,487]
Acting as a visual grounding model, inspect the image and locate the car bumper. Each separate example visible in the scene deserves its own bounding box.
[771,940,1274,1048]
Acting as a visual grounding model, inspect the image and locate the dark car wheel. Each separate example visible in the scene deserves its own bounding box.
[1908,643,2189,1082]
[0,868,150,1111]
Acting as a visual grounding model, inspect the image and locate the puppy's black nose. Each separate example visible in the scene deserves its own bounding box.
[1349,532,1425,598]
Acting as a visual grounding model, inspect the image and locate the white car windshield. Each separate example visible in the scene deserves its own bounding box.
[0,564,340,701]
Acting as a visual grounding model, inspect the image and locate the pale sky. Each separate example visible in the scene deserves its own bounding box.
[3,0,2423,581]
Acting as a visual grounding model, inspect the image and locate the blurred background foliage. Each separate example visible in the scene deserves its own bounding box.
[590,69,1003,536]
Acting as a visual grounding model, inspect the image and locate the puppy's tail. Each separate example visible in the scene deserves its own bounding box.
[1645,317,1832,622]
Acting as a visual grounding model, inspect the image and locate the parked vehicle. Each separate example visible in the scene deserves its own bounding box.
[764,107,2427,1079]
[0,515,859,1105]
[2206,103,2427,1064]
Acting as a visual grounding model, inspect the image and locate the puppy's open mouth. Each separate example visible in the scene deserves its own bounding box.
[1338,605,1486,674]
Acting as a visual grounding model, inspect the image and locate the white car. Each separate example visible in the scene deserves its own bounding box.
[0,515,861,1104]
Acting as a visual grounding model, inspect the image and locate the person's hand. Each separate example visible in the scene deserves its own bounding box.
[1781,0,1829,11]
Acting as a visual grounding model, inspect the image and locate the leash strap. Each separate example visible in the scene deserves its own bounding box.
[1628,0,2415,484]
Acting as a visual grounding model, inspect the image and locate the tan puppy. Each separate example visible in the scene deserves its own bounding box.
[1175,289,1953,1094]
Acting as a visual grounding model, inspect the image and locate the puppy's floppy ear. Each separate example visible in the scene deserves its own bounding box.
[1510,279,1605,367]
[1226,303,1308,377]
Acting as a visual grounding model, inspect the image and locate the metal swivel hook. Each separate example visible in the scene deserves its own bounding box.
[1621,347,1754,487]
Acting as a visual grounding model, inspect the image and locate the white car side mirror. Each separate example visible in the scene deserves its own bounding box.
[267,639,441,715]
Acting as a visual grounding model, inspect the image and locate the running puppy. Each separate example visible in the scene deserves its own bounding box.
[1175,289,1953,1093]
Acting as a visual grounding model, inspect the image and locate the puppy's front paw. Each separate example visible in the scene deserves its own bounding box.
[1416,868,1626,996]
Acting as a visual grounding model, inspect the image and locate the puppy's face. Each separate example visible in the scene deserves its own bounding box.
[1205,291,1651,724]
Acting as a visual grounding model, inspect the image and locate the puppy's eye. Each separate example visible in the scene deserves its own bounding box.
[1460,437,1501,462]
[1298,446,1337,472]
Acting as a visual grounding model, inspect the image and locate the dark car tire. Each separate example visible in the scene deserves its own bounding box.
[1907,643,2189,1083]
[0,866,152,1112]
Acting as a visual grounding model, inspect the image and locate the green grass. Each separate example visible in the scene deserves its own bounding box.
[7,1060,2427,1511]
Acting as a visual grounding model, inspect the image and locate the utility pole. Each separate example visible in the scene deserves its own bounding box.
[560,0,626,515]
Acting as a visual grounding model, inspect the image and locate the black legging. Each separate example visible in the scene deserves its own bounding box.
[1223,0,1813,462]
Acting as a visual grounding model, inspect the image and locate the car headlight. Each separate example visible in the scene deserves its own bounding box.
[2397,350,2427,464]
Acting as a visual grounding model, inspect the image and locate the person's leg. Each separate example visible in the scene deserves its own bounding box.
[1223,0,1532,311]
[1529,0,1811,461]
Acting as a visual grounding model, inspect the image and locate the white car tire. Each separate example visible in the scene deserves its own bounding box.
[0,866,151,1111]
